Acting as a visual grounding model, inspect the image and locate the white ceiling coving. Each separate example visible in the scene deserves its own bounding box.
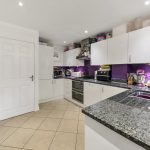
[0,0,150,46]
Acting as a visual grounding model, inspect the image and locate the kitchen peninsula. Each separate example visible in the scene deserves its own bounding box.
[82,86,150,150]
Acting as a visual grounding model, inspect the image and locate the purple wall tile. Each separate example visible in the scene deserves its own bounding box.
[112,64,128,79]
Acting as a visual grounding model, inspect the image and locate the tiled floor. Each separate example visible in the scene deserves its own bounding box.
[0,99,85,150]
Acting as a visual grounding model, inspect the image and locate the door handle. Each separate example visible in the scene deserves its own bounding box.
[29,75,34,81]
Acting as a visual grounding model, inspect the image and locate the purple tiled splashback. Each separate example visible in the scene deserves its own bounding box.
[58,60,150,80]
[112,64,150,80]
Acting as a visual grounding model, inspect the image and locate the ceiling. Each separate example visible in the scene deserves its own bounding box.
[0,0,150,46]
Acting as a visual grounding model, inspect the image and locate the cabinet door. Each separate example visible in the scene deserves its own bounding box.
[64,79,72,100]
[91,40,107,65]
[53,79,64,98]
[108,34,128,64]
[39,79,53,101]
[128,27,150,63]
[102,85,127,100]
[84,82,102,106]
[39,45,53,79]
[63,50,72,66]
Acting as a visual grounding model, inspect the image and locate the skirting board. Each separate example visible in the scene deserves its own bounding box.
[39,96,64,104]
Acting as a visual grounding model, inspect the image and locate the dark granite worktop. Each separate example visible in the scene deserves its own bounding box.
[64,76,133,89]
[82,87,150,150]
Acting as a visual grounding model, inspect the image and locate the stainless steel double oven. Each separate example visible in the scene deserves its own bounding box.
[72,80,84,104]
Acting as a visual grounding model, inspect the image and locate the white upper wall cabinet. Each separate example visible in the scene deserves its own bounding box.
[128,26,150,64]
[107,34,128,64]
[63,48,84,66]
[91,40,107,65]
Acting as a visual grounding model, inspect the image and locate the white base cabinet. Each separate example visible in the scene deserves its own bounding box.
[64,79,72,100]
[85,116,145,150]
[53,79,64,99]
[84,82,127,106]
[101,85,127,100]
[39,79,53,101]
[39,79,64,103]
[84,82,102,106]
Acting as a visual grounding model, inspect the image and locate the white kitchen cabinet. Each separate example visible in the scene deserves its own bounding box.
[128,26,150,64]
[53,79,64,98]
[53,50,63,66]
[84,82,102,107]
[39,79,64,103]
[85,116,145,150]
[63,48,84,66]
[91,40,107,65]
[63,50,71,66]
[107,34,128,64]
[101,85,127,100]
[39,79,53,101]
[39,45,54,79]
[84,82,127,106]
[64,79,72,100]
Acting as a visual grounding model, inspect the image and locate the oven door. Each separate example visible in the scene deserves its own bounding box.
[72,80,83,93]
[72,90,83,104]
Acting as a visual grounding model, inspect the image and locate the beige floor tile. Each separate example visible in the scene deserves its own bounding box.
[58,119,78,133]
[76,134,84,150]
[24,130,55,150]
[21,117,45,129]
[0,146,20,150]
[38,118,61,131]
[32,110,51,118]
[55,100,69,106]
[63,111,79,120]
[3,116,29,128]
[1,128,34,148]
[67,106,80,112]
[78,121,84,134]
[79,113,85,121]
[54,105,67,111]
[0,120,9,126]
[39,103,56,110]
[50,132,76,150]
[48,110,65,119]
[0,126,16,143]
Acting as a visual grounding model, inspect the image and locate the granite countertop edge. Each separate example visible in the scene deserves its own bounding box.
[82,108,150,150]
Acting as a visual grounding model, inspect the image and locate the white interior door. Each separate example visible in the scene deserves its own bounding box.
[0,38,35,120]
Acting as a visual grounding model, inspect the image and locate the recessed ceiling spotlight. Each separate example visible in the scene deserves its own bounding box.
[18,1,23,7]
[84,30,88,34]
[64,41,66,44]
[145,0,150,5]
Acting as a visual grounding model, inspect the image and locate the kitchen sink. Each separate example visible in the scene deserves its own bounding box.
[129,91,150,100]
